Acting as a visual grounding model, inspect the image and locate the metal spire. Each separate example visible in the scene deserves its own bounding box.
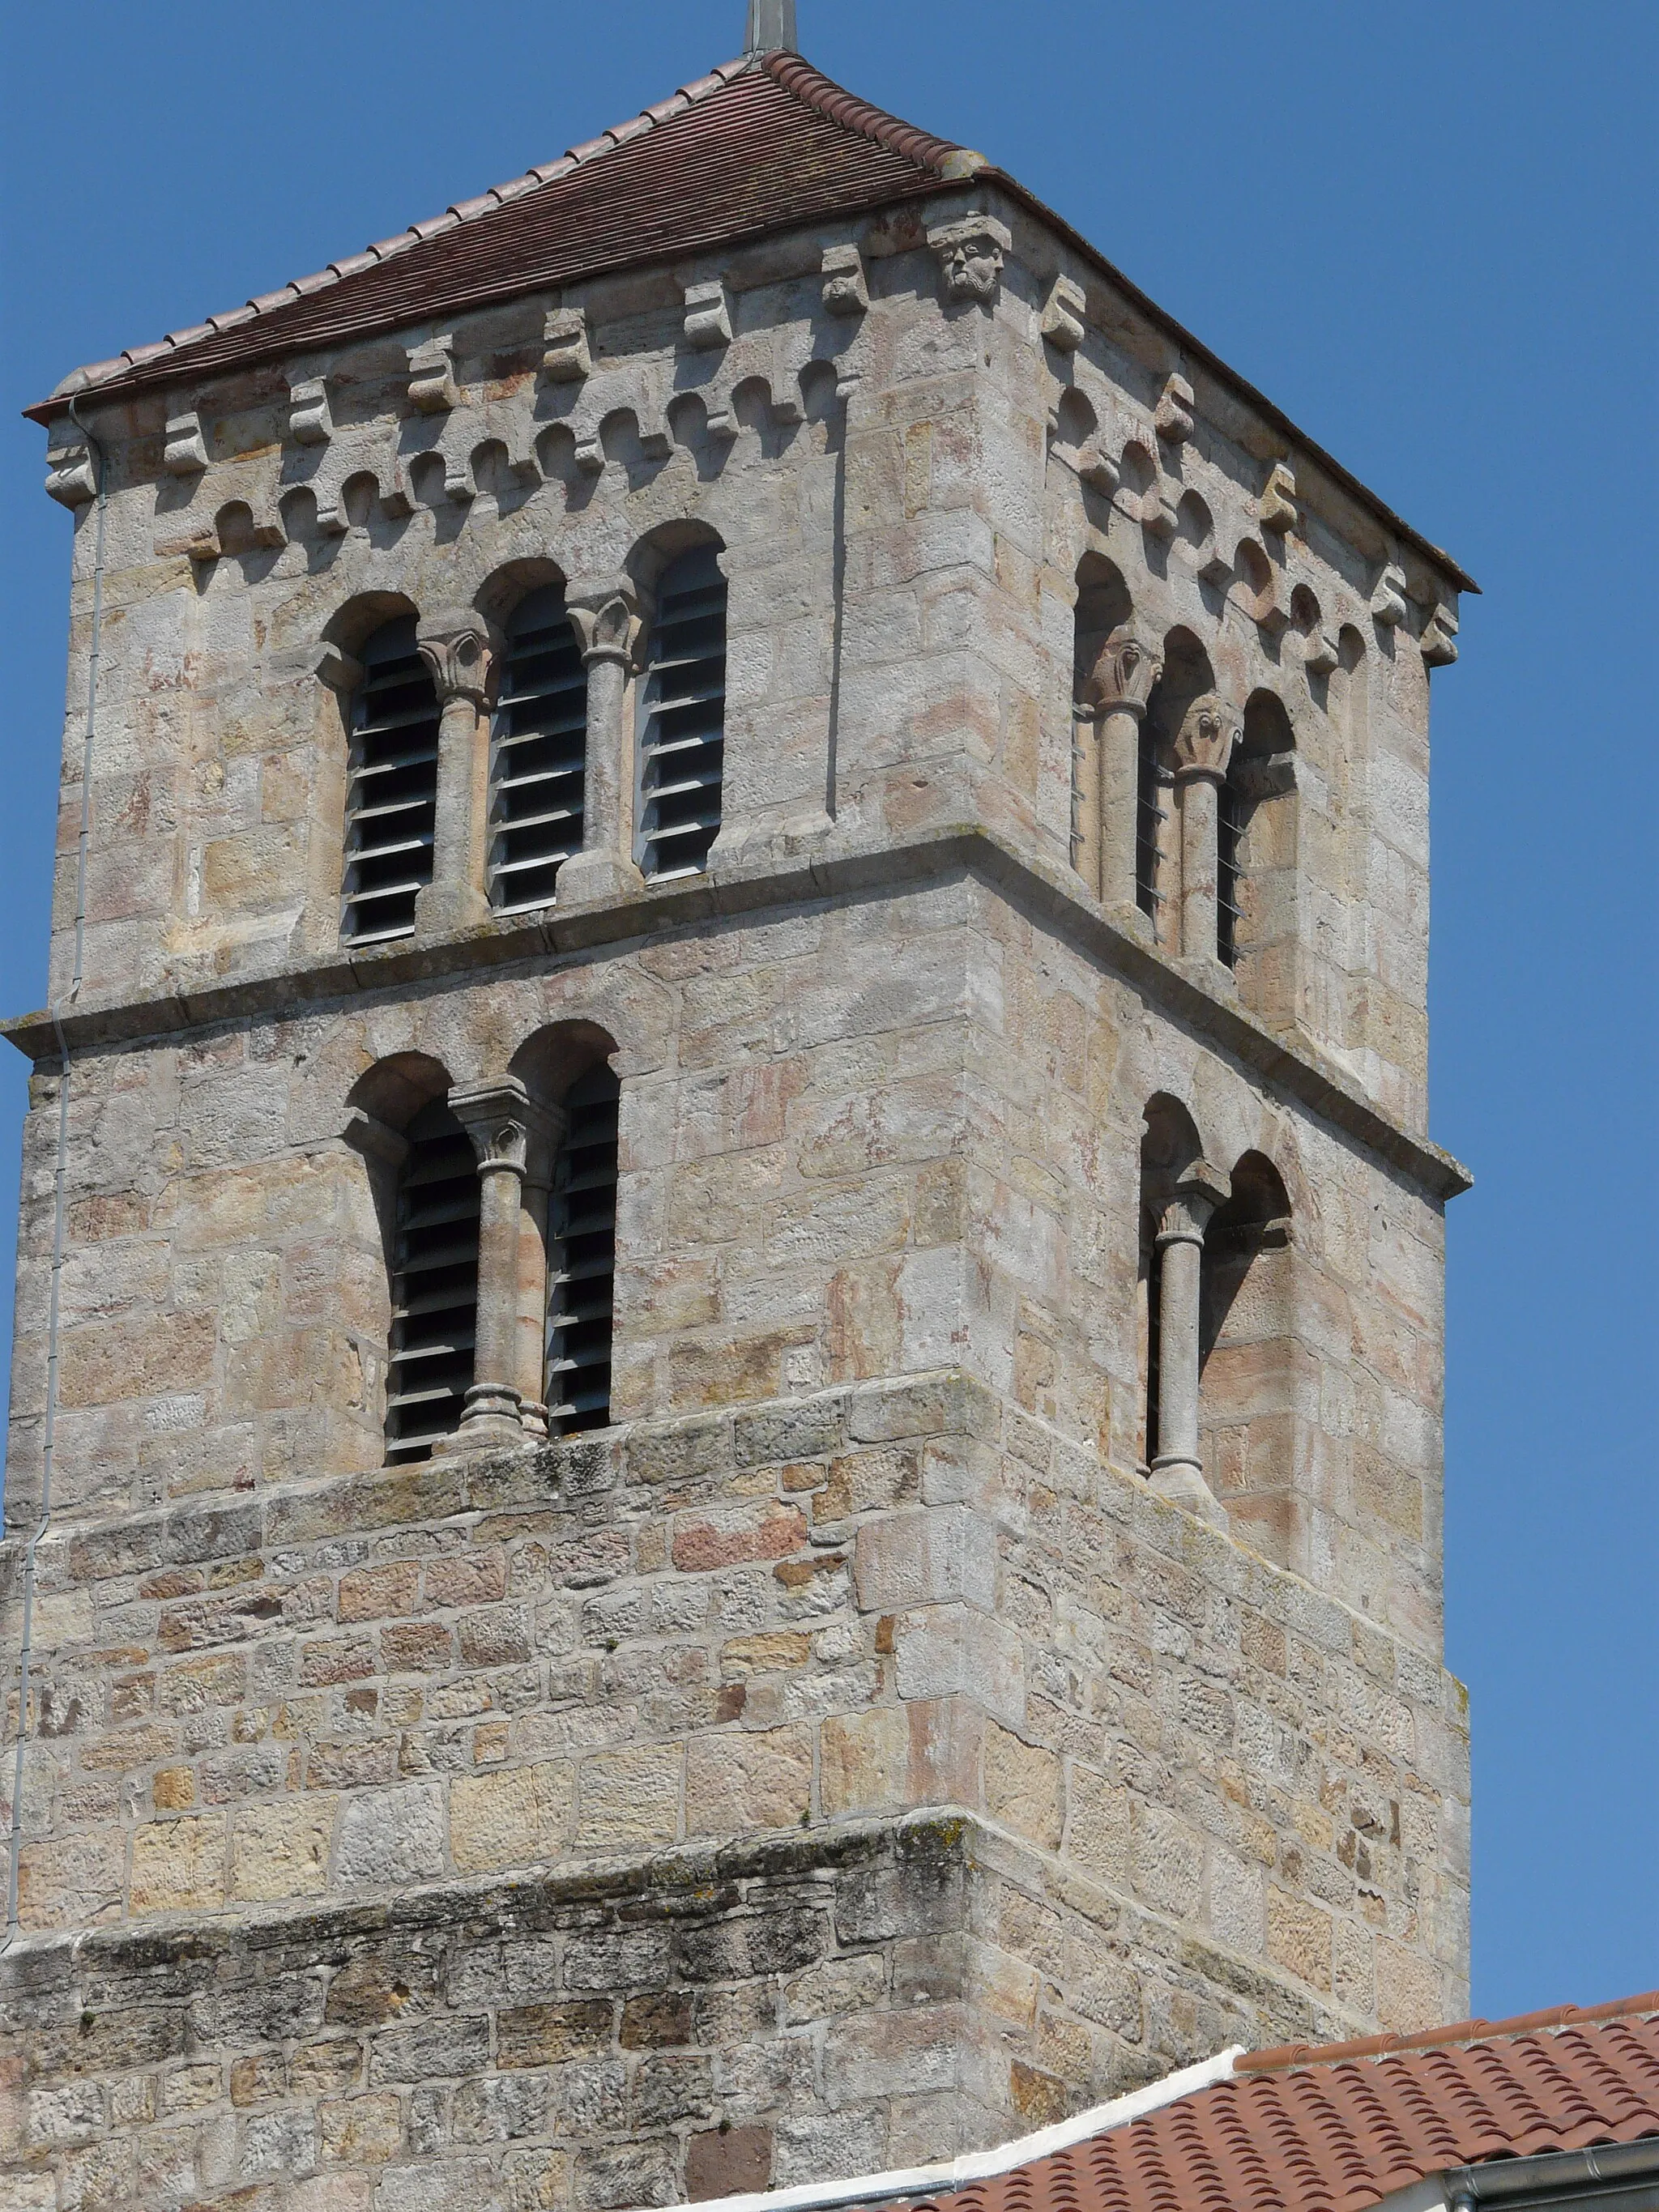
[745,0,798,53]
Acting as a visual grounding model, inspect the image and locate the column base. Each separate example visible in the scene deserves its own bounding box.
[413,881,493,939]
[451,1383,527,1448]
[1149,1456,1227,1528]
[557,850,646,905]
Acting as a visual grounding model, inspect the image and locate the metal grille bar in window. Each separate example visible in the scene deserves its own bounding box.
[488,586,588,914]
[386,1099,479,1462]
[343,616,439,944]
[1135,719,1168,934]
[637,546,726,882]
[1217,775,1245,969]
[547,1067,620,1435]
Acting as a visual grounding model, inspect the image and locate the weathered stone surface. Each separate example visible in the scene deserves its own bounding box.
[2,50,1471,2210]
[0,1818,1360,2210]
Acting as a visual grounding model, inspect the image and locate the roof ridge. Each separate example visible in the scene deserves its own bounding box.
[48,55,763,402]
[758,48,972,175]
[1237,1991,1659,2077]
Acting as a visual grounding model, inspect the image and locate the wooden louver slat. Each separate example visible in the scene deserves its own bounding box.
[343,616,440,944]
[546,1068,620,1434]
[488,586,587,914]
[386,1099,479,1460]
[637,548,726,882]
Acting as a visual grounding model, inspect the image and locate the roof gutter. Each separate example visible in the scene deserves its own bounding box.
[647,2046,1244,2212]
[1439,2136,1659,2207]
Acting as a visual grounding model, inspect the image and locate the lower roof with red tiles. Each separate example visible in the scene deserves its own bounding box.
[872,1996,1659,2212]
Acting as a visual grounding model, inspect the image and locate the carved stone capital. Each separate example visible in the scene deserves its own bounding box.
[416,609,503,709]
[449,1080,554,1178]
[928,214,1012,305]
[1156,1160,1230,1246]
[565,577,644,670]
[1171,693,1243,783]
[1081,626,1163,720]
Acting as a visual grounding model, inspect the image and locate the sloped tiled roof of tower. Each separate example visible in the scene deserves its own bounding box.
[29,50,969,418]
[854,1997,1659,2212]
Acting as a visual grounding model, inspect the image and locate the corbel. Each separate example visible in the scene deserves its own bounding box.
[1371,562,1410,627]
[1420,601,1460,667]
[342,1107,410,1174]
[542,305,592,383]
[1303,629,1340,676]
[704,400,740,447]
[1197,543,1234,590]
[1077,445,1118,497]
[407,334,459,414]
[574,433,605,476]
[1041,275,1087,352]
[164,410,209,476]
[821,243,869,317]
[45,440,98,509]
[1154,373,1195,445]
[1141,486,1180,540]
[302,641,365,698]
[287,373,333,446]
[1260,462,1299,535]
[928,213,1013,305]
[683,279,733,350]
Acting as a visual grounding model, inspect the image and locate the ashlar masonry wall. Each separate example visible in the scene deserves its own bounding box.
[0,1370,1469,2210]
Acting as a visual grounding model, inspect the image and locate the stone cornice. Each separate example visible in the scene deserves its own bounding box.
[1,825,1471,1201]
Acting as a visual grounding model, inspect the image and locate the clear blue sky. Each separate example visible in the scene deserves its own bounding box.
[1,0,1653,2019]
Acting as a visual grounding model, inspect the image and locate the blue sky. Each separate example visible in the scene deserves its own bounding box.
[1,0,1653,2017]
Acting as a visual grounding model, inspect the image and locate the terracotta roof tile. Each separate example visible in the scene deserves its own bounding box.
[32,49,963,420]
[858,1998,1659,2212]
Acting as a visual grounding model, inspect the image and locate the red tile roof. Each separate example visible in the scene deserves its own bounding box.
[875,1996,1659,2212]
[27,45,1478,590]
[28,50,970,421]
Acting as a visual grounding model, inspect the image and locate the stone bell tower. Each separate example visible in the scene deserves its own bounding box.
[0,18,1473,2210]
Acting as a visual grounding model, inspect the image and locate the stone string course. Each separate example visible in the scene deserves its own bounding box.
[1,1375,1469,2033]
[0,1815,1341,2212]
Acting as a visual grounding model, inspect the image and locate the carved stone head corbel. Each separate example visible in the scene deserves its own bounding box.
[928,214,1013,306]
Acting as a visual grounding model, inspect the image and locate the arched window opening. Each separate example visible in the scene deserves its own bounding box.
[547,1066,621,1434]
[343,616,440,944]
[1072,556,1131,897]
[1199,1152,1294,1548]
[1221,691,1298,987]
[1218,775,1245,969]
[488,585,587,914]
[386,1097,480,1462]
[1141,631,1214,942]
[1137,1096,1203,1473]
[1135,718,1166,929]
[637,546,726,881]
